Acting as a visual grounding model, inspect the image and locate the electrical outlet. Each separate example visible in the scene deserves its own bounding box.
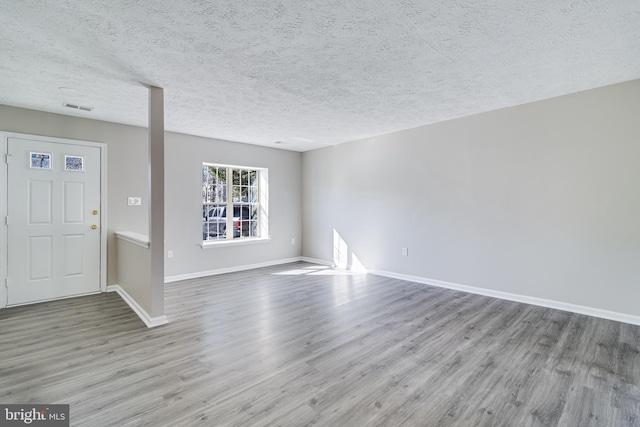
[127,196,142,206]
[167,250,173,258]
[402,247,408,256]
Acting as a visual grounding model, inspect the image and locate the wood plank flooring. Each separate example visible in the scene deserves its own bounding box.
[1,262,638,426]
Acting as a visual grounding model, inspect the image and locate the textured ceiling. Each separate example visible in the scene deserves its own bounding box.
[0,1,639,151]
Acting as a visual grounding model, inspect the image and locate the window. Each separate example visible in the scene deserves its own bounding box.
[202,163,267,242]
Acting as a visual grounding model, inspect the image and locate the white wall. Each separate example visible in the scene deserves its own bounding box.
[302,79,640,318]
[164,132,302,278]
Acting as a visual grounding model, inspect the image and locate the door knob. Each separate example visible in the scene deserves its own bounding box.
[92,210,99,215]
[91,224,97,230]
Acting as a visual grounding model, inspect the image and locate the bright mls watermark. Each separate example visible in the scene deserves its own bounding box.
[0,405,69,426]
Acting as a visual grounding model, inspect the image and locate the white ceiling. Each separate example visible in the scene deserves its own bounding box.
[1,1,639,152]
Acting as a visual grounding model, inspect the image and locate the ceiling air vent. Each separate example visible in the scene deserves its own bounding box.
[63,102,93,112]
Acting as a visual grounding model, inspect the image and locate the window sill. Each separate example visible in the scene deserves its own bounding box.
[201,237,271,249]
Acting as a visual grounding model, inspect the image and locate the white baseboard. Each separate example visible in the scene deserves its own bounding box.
[107,285,168,328]
[164,255,640,326]
[299,256,335,267]
[369,270,640,326]
[164,257,304,283]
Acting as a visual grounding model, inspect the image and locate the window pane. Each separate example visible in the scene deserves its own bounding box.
[232,185,241,202]
[203,203,226,240]
[202,166,212,203]
[240,220,249,237]
[203,205,219,219]
[215,167,226,183]
[212,182,226,203]
[240,205,249,218]
[214,166,227,203]
[204,164,265,241]
[203,166,227,203]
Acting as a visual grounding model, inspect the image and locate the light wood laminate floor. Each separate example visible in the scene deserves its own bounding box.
[1,262,639,426]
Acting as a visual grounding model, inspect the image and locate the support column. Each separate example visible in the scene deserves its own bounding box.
[148,86,165,319]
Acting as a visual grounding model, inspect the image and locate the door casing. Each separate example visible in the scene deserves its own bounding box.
[0,131,107,308]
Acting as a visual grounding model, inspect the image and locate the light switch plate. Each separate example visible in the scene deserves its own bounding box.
[128,197,142,206]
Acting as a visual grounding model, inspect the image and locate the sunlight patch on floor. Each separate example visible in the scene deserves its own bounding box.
[273,265,366,276]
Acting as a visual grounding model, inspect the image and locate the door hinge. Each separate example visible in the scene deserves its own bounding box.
[5,153,10,164]
[4,277,7,289]
[4,216,8,226]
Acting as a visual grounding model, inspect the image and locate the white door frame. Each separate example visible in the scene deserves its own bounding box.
[0,131,108,308]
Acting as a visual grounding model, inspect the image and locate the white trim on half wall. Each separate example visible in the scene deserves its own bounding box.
[107,285,168,328]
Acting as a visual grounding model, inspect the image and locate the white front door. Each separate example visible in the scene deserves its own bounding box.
[7,137,102,305]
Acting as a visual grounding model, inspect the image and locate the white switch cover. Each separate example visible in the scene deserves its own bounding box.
[128,197,142,206]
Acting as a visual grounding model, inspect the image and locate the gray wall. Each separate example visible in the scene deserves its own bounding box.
[0,105,148,286]
[302,79,640,317]
[116,237,151,312]
[0,105,303,284]
[164,132,302,278]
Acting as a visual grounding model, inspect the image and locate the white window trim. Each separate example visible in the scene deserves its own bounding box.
[202,163,268,242]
